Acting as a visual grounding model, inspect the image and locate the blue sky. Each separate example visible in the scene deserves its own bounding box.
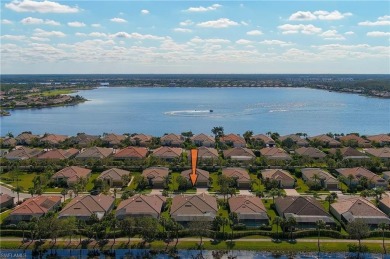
[1,0,389,74]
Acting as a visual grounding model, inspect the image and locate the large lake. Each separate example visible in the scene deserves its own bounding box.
[1,87,389,136]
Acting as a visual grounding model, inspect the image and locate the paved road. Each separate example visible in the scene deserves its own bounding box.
[284,189,300,196]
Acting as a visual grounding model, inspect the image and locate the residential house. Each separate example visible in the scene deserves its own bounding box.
[15,132,40,145]
[220,134,246,148]
[67,133,100,147]
[37,148,79,160]
[261,169,295,188]
[275,196,336,229]
[114,147,148,160]
[152,146,183,161]
[308,134,341,148]
[191,134,215,147]
[1,137,17,148]
[97,168,131,187]
[381,171,390,181]
[222,168,251,189]
[181,169,210,187]
[8,196,61,222]
[329,147,369,160]
[331,197,390,227]
[58,194,115,221]
[102,133,127,147]
[76,147,113,159]
[378,196,390,216]
[223,147,255,161]
[339,134,371,148]
[228,196,269,226]
[251,134,276,147]
[295,147,326,159]
[51,166,91,186]
[0,193,14,209]
[160,133,184,147]
[170,193,218,224]
[301,168,338,190]
[260,147,292,160]
[279,134,309,147]
[142,167,169,188]
[40,134,68,146]
[130,134,152,147]
[5,147,43,160]
[116,195,166,219]
[367,134,390,146]
[335,167,387,188]
[196,146,219,161]
[365,148,390,161]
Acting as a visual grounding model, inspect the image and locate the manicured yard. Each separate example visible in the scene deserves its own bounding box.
[40,89,74,96]
[217,206,232,233]
[263,199,280,232]
[0,210,11,224]
[250,174,265,193]
[0,172,38,190]
[86,173,99,191]
[209,172,220,192]
[168,172,181,191]
[294,176,309,193]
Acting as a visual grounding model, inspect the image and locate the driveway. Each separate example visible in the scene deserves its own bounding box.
[150,189,163,195]
[238,190,254,196]
[284,188,300,196]
[196,188,209,194]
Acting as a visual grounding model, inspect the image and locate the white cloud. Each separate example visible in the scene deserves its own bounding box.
[5,0,80,13]
[278,24,322,34]
[367,31,390,37]
[358,16,390,26]
[30,36,50,42]
[190,36,230,44]
[259,40,293,46]
[289,10,352,21]
[246,30,263,36]
[184,4,222,12]
[33,28,66,37]
[289,11,317,21]
[1,19,13,25]
[180,20,194,26]
[241,21,249,26]
[75,32,87,37]
[344,31,355,35]
[236,39,252,45]
[89,32,107,38]
[110,18,127,23]
[173,28,192,33]
[20,17,60,25]
[141,9,149,15]
[197,18,239,28]
[91,23,101,28]
[1,35,27,41]
[68,21,86,27]
[110,32,166,40]
[320,30,345,40]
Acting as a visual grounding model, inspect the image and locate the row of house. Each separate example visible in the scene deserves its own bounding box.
[7,192,390,230]
[2,132,390,149]
[3,144,390,162]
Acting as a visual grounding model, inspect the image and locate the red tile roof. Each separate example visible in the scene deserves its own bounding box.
[114,147,148,159]
[11,196,61,216]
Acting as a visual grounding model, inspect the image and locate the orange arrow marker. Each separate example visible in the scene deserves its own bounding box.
[190,149,198,186]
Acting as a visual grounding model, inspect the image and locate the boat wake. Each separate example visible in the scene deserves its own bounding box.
[164,110,214,117]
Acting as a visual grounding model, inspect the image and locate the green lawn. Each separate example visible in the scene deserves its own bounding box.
[217,206,232,233]
[127,172,141,190]
[168,172,180,191]
[209,172,220,192]
[294,176,309,193]
[86,173,99,191]
[250,174,265,193]
[0,210,11,224]
[0,172,38,190]
[264,200,280,232]
[40,89,74,96]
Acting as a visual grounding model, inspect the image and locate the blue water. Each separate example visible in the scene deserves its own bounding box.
[1,87,389,136]
[0,249,387,259]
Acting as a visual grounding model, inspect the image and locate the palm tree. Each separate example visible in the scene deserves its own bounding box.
[229,212,238,242]
[61,189,68,202]
[28,187,35,197]
[243,130,253,145]
[325,194,335,213]
[120,217,135,247]
[17,221,28,242]
[337,175,346,191]
[287,216,297,240]
[12,185,24,203]
[347,174,355,190]
[378,222,388,253]
[316,220,326,253]
[110,217,118,244]
[221,217,229,238]
[272,216,282,240]
[269,188,282,204]
[311,173,321,189]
